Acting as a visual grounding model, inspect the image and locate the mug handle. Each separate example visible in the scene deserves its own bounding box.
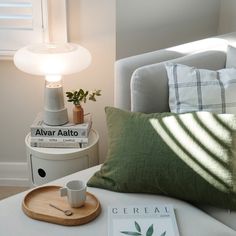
[60,187,67,197]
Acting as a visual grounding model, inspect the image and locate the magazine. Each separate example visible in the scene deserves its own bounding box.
[108,205,180,236]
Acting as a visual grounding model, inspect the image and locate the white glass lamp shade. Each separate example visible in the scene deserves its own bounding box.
[13,43,91,76]
[13,43,91,126]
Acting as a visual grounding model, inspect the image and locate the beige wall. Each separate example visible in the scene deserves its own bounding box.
[0,0,115,164]
[116,0,221,59]
[218,0,236,34]
[0,61,44,163]
[66,0,116,162]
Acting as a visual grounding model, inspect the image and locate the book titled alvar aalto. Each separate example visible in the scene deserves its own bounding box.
[108,204,180,236]
[30,113,92,138]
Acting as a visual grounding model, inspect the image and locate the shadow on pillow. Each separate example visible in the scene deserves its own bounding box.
[87,107,236,209]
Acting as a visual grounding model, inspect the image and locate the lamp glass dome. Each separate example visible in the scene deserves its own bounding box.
[14,42,91,76]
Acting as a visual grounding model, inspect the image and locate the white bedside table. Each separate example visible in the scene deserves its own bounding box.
[25,129,99,187]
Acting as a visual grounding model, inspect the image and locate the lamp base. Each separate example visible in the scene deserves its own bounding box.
[43,108,68,126]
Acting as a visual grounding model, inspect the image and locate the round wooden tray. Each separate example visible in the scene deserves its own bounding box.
[22,185,101,226]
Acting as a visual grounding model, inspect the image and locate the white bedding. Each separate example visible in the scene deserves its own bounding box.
[0,165,235,235]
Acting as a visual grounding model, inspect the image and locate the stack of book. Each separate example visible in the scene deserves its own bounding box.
[30,113,92,148]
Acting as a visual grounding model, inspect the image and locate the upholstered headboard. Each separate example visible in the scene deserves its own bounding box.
[115,32,236,113]
[131,51,226,113]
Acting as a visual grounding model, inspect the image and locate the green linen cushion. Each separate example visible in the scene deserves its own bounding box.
[87,107,236,209]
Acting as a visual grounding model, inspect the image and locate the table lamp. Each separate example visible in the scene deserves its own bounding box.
[14,43,91,126]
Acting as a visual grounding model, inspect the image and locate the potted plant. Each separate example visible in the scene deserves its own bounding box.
[66,89,101,124]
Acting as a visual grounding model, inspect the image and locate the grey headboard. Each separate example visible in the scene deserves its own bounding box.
[114,32,236,113]
[114,49,185,111]
[130,50,226,113]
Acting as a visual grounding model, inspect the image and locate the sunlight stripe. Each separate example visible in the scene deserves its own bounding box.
[162,116,231,182]
[149,118,231,191]
[197,112,232,142]
[179,113,229,163]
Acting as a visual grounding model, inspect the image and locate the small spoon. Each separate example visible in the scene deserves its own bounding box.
[49,203,73,216]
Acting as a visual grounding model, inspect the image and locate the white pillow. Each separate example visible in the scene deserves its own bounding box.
[226,45,236,68]
[165,63,236,114]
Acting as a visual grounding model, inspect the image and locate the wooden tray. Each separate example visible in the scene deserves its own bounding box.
[22,185,101,226]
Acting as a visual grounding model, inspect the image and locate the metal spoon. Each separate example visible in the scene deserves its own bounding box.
[49,203,73,216]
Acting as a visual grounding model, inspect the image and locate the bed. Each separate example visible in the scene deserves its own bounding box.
[1,32,236,235]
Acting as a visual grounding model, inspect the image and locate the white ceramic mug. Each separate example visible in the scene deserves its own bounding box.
[60,180,87,208]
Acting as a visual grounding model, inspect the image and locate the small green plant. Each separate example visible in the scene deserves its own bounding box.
[120,221,166,236]
[66,89,101,106]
